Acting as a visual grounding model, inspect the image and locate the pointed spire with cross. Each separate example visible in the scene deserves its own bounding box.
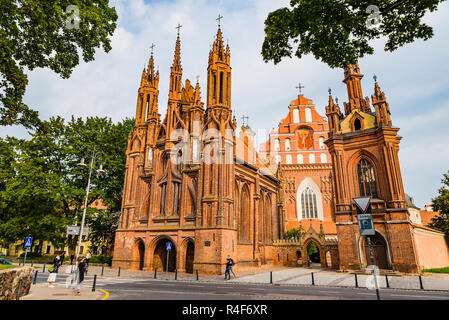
[176,23,183,35]
[373,74,378,83]
[328,88,332,96]
[241,115,249,127]
[296,83,305,95]
[217,14,223,27]
[150,43,156,55]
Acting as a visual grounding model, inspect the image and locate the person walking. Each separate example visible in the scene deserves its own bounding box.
[70,254,75,265]
[47,256,61,287]
[228,256,236,278]
[73,257,86,296]
[224,255,233,281]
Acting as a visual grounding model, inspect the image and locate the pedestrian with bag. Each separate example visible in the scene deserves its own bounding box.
[47,256,61,287]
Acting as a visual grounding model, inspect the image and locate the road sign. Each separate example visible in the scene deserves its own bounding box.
[166,242,172,251]
[66,226,89,236]
[353,197,375,236]
[24,237,32,248]
[353,196,371,214]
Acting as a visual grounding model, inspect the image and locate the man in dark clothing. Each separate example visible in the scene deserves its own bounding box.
[70,254,75,265]
[224,255,233,280]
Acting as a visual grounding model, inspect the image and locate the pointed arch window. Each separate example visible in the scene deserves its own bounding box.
[160,183,167,215]
[297,154,304,164]
[301,187,318,219]
[357,159,378,198]
[286,155,292,164]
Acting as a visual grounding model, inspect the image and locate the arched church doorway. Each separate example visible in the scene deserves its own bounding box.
[153,238,177,272]
[307,242,321,264]
[185,241,195,274]
[138,241,145,271]
[363,233,390,270]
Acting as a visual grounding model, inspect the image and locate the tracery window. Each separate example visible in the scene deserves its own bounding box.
[357,159,378,198]
[301,187,318,219]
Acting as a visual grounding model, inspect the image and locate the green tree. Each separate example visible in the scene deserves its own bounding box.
[428,171,449,235]
[262,0,445,68]
[0,116,134,254]
[0,0,118,128]
[284,228,301,240]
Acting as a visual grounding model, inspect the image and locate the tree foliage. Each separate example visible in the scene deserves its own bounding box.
[0,0,118,128]
[428,171,449,235]
[262,0,445,68]
[0,116,134,254]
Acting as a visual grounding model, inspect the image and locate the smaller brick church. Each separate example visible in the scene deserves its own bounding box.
[112,24,449,275]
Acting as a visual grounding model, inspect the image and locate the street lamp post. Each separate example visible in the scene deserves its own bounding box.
[75,148,105,270]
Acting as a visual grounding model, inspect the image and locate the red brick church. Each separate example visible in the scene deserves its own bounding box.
[112,25,449,274]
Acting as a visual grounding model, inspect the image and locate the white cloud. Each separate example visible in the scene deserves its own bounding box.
[2,0,448,208]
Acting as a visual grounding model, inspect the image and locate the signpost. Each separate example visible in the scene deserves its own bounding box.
[353,196,380,300]
[23,237,32,265]
[166,242,172,277]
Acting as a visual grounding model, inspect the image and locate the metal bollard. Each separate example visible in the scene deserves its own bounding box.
[270,271,273,284]
[92,275,97,292]
[43,263,46,273]
[175,269,178,280]
[355,274,359,288]
[118,267,121,277]
[32,270,38,285]
[311,272,315,285]
[419,275,424,290]
[385,275,390,288]
[196,270,199,281]
[101,264,104,276]
[16,280,22,300]
[154,268,157,279]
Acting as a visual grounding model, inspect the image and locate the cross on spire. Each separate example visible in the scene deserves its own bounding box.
[176,23,183,35]
[241,115,249,127]
[296,83,305,95]
[150,43,156,55]
[373,74,378,83]
[216,14,223,27]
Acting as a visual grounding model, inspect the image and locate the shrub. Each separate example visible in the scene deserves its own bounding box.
[88,255,113,266]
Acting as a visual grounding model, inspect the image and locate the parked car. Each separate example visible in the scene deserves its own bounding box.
[0,258,13,265]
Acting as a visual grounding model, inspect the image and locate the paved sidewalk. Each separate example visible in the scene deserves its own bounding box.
[21,283,106,300]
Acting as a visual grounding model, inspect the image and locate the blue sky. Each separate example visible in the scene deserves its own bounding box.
[1,0,448,208]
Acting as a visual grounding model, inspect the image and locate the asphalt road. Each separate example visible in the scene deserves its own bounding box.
[34,273,449,300]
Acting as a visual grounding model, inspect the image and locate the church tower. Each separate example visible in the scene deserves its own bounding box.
[119,49,160,230]
[194,22,237,274]
[325,65,419,273]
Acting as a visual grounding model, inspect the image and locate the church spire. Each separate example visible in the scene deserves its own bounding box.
[207,20,231,108]
[371,75,392,127]
[342,63,371,115]
[169,25,183,101]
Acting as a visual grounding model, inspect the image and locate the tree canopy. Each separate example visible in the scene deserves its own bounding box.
[262,0,445,68]
[428,171,449,235]
[0,0,118,129]
[0,116,134,254]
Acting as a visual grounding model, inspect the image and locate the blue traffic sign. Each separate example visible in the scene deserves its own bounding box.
[24,237,32,248]
[166,242,172,251]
